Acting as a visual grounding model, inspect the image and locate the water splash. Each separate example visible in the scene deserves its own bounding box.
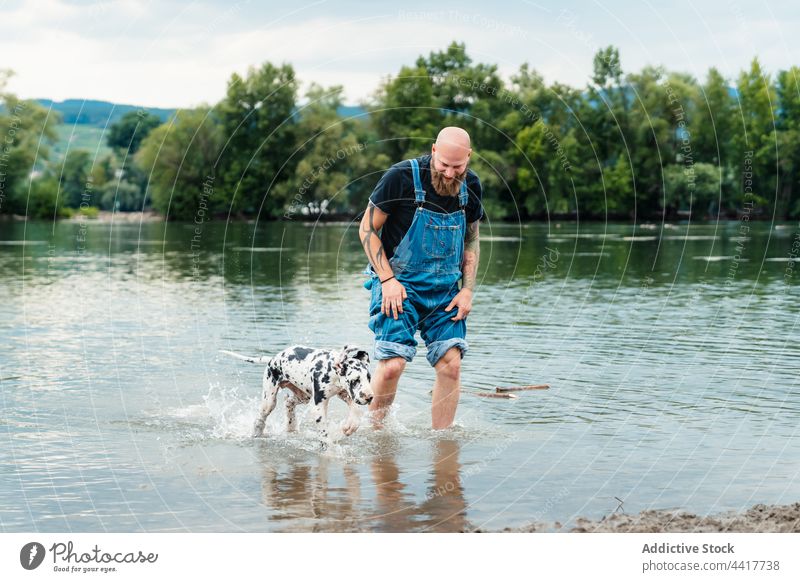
[201,382,262,441]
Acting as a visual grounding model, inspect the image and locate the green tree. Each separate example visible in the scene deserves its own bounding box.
[416,42,508,153]
[0,70,59,216]
[564,46,631,219]
[368,64,440,161]
[692,68,735,167]
[774,67,800,217]
[600,156,635,218]
[275,84,375,217]
[99,178,144,211]
[468,149,516,220]
[136,108,223,220]
[588,46,628,166]
[217,62,298,216]
[733,58,777,212]
[58,149,92,208]
[627,68,700,217]
[664,162,726,217]
[514,121,549,216]
[86,154,115,196]
[25,176,67,219]
[107,111,162,155]
[373,43,509,159]
[505,72,582,218]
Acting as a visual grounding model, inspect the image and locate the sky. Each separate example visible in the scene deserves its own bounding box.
[1,0,798,108]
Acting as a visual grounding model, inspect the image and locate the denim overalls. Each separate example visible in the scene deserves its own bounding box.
[364,158,469,366]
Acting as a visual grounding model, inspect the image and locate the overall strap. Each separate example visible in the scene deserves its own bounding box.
[409,158,426,207]
[458,179,468,209]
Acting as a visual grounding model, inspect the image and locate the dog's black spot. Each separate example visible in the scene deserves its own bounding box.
[326,360,332,371]
[320,373,330,384]
[314,360,323,371]
[313,376,324,405]
[268,367,281,383]
[345,377,360,398]
[287,347,314,361]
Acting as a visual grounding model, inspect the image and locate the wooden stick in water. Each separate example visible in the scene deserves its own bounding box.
[495,384,550,393]
[427,389,519,399]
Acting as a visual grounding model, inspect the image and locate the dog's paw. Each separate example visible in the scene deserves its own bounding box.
[341,420,359,436]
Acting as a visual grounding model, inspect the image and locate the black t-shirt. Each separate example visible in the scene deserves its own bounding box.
[369,154,483,260]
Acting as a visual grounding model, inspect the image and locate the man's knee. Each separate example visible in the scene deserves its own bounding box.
[435,347,462,382]
[378,357,406,382]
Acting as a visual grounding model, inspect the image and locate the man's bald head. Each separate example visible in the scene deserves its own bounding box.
[433,127,471,162]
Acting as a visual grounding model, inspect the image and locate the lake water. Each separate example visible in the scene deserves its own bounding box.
[1,218,799,532]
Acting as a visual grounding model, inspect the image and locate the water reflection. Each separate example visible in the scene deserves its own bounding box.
[4,221,798,290]
[257,447,365,531]
[369,437,469,533]
[255,436,470,532]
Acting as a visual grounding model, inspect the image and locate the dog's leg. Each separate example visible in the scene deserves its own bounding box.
[311,378,331,451]
[311,399,330,441]
[253,368,280,438]
[338,392,360,436]
[285,393,300,433]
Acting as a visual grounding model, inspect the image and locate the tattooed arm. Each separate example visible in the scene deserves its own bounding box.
[446,220,480,322]
[359,202,392,280]
[359,202,407,320]
[462,220,480,291]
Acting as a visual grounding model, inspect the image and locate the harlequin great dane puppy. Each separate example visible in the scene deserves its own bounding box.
[220,345,373,439]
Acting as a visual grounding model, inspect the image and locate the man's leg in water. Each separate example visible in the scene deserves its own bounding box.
[431,347,461,429]
[368,357,406,428]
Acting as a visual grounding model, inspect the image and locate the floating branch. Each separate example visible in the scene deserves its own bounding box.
[495,384,550,393]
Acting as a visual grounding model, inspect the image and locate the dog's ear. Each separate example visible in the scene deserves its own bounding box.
[335,345,369,373]
[343,345,369,363]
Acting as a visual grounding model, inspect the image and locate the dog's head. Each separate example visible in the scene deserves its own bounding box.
[334,345,373,405]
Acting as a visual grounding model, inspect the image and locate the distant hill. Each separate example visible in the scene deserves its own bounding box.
[36,99,368,127]
[36,99,176,127]
[33,98,367,161]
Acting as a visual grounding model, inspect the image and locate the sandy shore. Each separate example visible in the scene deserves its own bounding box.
[485,503,800,533]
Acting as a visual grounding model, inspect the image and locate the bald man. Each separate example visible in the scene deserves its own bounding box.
[359,127,483,429]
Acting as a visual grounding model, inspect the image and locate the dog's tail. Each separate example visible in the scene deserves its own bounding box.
[219,350,271,364]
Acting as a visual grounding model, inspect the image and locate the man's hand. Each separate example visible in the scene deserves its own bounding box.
[445,288,473,321]
[381,278,407,320]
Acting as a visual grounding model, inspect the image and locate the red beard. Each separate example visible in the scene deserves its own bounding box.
[431,161,467,197]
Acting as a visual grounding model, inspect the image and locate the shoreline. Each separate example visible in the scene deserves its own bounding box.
[2,212,791,226]
[65,210,164,223]
[483,503,800,533]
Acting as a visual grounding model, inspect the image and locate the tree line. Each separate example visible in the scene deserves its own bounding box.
[1,43,799,222]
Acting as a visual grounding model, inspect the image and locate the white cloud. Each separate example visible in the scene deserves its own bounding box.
[1,0,798,108]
